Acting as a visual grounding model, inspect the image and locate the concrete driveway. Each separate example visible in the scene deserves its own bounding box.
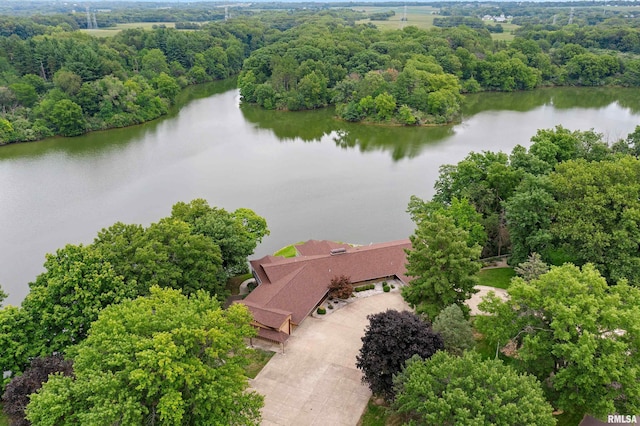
[250,285,507,425]
[250,291,411,426]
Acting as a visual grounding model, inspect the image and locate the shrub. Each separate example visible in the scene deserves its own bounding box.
[354,283,376,292]
[383,285,390,293]
[432,304,475,356]
[328,275,353,299]
[328,303,334,309]
[317,307,326,315]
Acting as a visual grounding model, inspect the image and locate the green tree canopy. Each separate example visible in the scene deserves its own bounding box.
[50,99,85,137]
[171,199,269,277]
[402,212,481,320]
[22,244,134,356]
[407,196,487,249]
[26,287,263,426]
[548,156,640,284]
[431,304,475,356]
[92,218,227,299]
[476,264,640,418]
[393,351,556,426]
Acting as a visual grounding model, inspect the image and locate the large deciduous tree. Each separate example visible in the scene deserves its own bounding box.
[26,287,263,426]
[548,156,640,285]
[504,175,555,265]
[50,99,85,137]
[0,306,38,388]
[476,264,640,418]
[171,199,269,277]
[402,212,481,320]
[92,218,227,299]
[393,351,556,426]
[356,310,443,401]
[22,244,135,356]
[407,196,487,249]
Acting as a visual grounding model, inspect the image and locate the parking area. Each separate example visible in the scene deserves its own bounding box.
[250,291,410,426]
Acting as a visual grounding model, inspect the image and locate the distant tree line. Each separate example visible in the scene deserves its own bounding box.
[238,15,640,125]
[2,7,640,142]
[0,16,275,144]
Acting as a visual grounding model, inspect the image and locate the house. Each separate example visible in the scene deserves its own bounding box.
[238,239,412,344]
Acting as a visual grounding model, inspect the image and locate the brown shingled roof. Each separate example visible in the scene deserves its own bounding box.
[242,239,411,331]
[241,301,291,330]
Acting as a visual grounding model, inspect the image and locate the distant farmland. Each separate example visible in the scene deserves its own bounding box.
[80,22,178,37]
[355,6,519,41]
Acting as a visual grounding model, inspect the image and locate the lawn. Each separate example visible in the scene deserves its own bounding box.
[477,267,515,289]
[491,23,520,42]
[273,242,304,258]
[359,398,404,426]
[0,412,7,426]
[244,348,275,379]
[226,272,253,296]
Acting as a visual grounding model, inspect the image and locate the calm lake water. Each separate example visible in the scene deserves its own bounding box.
[2,82,640,305]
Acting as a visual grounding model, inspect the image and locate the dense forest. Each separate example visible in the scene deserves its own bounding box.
[238,13,640,125]
[1,2,640,143]
[0,15,272,143]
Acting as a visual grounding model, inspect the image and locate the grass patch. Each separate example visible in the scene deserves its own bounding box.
[477,267,515,290]
[359,397,404,426]
[273,242,303,258]
[359,399,388,426]
[226,272,253,296]
[244,348,275,379]
[555,411,584,426]
[491,23,520,42]
[80,22,178,37]
[0,407,8,426]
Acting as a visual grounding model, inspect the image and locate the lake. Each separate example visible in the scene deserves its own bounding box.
[1,82,640,305]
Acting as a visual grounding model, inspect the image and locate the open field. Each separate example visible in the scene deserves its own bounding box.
[80,22,177,37]
[355,6,439,31]
[355,6,519,41]
[491,22,520,42]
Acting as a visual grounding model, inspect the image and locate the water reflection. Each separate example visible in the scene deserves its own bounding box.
[463,86,640,115]
[0,79,237,161]
[240,104,454,161]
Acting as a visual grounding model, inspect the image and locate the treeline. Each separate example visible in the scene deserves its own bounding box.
[0,17,272,144]
[515,25,640,54]
[433,16,485,29]
[409,125,640,286]
[238,18,640,125]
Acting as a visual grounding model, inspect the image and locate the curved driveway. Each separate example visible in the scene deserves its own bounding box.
[250,286,508,425]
